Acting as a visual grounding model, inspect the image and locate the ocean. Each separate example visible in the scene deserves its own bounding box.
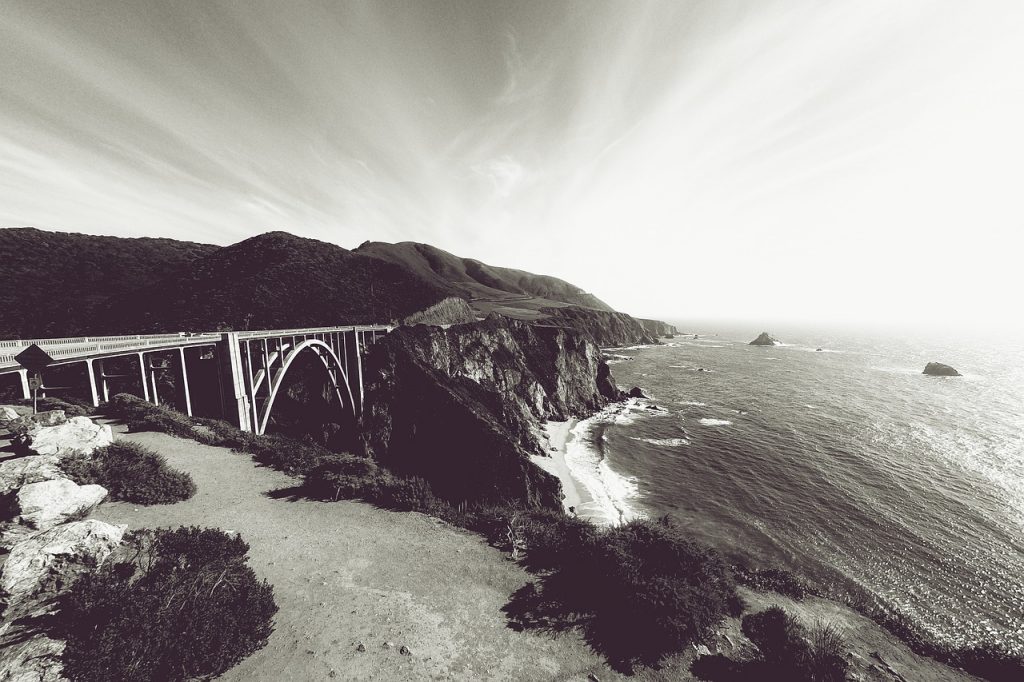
[564,324,1024,655]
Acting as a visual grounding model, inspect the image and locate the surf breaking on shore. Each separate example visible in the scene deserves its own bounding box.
[533,399,649,526]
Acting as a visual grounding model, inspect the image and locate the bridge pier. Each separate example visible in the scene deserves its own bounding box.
[178,347,193,417]
[137,352,149,402]
[18,369,29,400]
[220,332,253,431]
[96,359,110,403]
[85,359,100,408]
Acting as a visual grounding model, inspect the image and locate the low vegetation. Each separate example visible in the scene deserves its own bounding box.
[102,393,1024,680]
[60,527,277,682]
[61,441,196,505]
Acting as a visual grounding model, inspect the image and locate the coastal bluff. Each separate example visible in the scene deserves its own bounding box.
[359,316,621,507]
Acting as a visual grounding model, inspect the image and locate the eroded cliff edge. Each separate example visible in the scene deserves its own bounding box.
[359,316,620,508]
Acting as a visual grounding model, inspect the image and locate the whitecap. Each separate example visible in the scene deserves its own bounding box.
[699,418,732,426]
[563,418,644,525]
[631,436,690,447]
[680,400,707,407]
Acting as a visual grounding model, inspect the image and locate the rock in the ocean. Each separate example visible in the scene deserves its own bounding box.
[0,455,64,495]
[28,416,113,457]
[749,332,779,346]
[0,519,125,609]
[11,479,108,530]
[0,634,66,682]
[923,362,961,377]
[626,386,647,399]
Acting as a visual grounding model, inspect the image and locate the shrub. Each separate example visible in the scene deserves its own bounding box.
[956,643,1024,682]
[733,564,812,599]
[742,606,808,669]
[61,441,196,505]
[807,620,848,682]
[303,453,387,501]
[61,527,277,682]
[15,396,93,417]
[380,476,438,511]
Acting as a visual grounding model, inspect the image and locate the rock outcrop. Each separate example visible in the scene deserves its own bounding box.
[537,306,658,347]
[0,519,125,611]
[360,316,621,507]
[637,318,679,338]
[749,332,779,346]
[27,416,113,457]
[0,455,64,495]
[10,479,108,531]
[401,296,478,327]
[0,635,66,682]
[923,362,961,377]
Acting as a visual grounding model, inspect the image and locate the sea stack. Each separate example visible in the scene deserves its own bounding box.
[923,362,961,377]
[749,332,779,346]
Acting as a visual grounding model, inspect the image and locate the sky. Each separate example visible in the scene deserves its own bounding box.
[2,0,1023,331]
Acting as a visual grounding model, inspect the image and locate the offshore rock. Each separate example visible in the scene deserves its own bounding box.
[28,417,113,457]
[11,479,108,530]
[360,316,620,507]
[0,519,125,611]
[0,455,64,495]
[626,387,647,399]
[749,332,779,346]
[923,362,961,377]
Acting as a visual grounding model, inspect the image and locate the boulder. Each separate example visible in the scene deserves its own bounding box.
[31,410,67,428]
[28,417,112,457]
[0,405,19,422]
[626,386,648,399]
[923,362,961,377]
[0,634,66,682]
[749,332,779,346]
[11,479,108,530]
[0,455,64,495]
[0,519,125,609]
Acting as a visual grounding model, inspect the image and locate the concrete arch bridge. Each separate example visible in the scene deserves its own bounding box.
[0,325,391,435]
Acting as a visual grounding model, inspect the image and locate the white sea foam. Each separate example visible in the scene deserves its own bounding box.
[563,415,644,526]
[680,401,707,406]
[631,436,690,447]
[699,418,733,426]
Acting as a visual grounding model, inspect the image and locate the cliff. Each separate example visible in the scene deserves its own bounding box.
[359,316,620,507]
[536,306,658,347]
[637,318,679,337]
[401,297,478,327]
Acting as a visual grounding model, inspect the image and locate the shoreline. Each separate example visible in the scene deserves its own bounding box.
[531,419,591,516]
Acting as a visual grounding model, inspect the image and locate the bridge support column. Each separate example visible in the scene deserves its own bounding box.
[138,352,150,402]
[219,332,252,431]
[18,369,30,400]
[96,359,110,403]
[85,359,100,408]
[354,330,364,415]
[178,347,193,417]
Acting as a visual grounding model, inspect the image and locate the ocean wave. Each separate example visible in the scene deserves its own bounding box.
[631,436,690,447]
[680,400,707,406]
[699,418,733,426]
[564,417,644,525]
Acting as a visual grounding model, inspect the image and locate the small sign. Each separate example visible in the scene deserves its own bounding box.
[28,374,42,392]
[15,344,55,372]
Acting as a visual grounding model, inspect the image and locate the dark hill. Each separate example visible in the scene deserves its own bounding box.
[354,241,614,312]
[108,232,451,333]
[0,227,216,338]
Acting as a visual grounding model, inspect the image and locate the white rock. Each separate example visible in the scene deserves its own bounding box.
[0,519,126,608]
[0,405,19,422]
[13,479,108,530]
[0,455,64,495]
[28,417,112,457]
[0,634,66,682]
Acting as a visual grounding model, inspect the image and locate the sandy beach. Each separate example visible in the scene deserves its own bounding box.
[530,420,592,516]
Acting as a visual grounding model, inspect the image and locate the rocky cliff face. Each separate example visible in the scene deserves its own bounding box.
[637,318,679,337]
[537,306,658,347]
[359,316,620,507]
[401,297,478,327]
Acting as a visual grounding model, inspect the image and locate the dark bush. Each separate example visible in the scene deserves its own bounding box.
[807,620,848,682]
[733,564,812,599]
[956,643,1024,682]
[742,606,808,669]
[380,476,438,511]
[61,441,196,505]
[16,396,93,417]
[303,453,387,501]
[61,527,277,682]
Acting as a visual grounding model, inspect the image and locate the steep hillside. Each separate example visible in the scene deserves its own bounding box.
[637,318,679,337]
[355,241,614,313]
[538,307,659,347]
[0,227,216,338]
[360,316,621,506]
[108,232,451,333]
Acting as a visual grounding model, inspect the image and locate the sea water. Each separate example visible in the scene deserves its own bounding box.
[568,324,1024,654]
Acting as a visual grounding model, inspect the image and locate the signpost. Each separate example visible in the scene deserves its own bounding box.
[15,344,55,415]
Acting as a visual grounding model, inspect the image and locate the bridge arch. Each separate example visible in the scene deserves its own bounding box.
[255,339,357,436]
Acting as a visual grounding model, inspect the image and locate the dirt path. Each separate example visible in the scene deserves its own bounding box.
[91,427,635,682]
